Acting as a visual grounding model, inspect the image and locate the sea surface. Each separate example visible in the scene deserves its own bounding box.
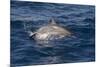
[10,1,95,66]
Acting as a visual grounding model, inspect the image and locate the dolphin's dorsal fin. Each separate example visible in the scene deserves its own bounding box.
[49,19,57,25]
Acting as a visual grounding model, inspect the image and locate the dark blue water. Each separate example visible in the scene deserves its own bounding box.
[10,1,95,66]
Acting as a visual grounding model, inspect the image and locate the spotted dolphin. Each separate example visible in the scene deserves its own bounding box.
[28,19,71,40]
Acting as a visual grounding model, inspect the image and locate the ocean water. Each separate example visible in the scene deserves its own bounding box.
[10,1,95,66]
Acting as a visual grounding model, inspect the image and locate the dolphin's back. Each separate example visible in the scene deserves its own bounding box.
[35,25,71,40]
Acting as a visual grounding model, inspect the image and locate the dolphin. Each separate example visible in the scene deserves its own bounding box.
[28,19,71,40]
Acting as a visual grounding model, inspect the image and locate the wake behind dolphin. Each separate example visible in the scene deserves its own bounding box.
[26,19,71,41]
